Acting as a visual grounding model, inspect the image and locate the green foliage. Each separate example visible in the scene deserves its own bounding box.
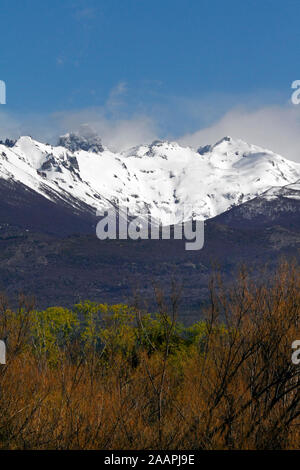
[100,303,136,359]
[73,301,136,360]
[74,300,102,352]
[31,306,79,365]
[26,301,211,368]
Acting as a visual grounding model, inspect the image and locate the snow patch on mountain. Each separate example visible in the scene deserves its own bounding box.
[262,180,300,201]
[0,134,299,225]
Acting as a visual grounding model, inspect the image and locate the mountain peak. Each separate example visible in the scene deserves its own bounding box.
[215,136,233,145]
[0,133,299,225]
[0,138,16,148]
[197,136,234,155]
[58,130,104,154]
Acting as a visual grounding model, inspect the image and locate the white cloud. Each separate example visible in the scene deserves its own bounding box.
[0,111,22,138]
[0,81,158,151]
[106,81,128,114]
[179,105,300,163]
[0,107,157,152]
[2,84,300,162]
[51,107,157,151]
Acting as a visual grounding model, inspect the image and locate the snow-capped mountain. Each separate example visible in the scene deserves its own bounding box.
[0,133,299,226]
[261,179,300,201]
[212,177,300,231]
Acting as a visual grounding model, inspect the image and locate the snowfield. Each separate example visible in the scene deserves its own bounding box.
[0,133,299,225]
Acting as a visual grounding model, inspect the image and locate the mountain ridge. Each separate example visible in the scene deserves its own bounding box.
[0,133,299,228]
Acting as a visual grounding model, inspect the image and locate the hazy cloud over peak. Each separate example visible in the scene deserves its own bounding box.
[179,105,300,163]
[1,83,300,162]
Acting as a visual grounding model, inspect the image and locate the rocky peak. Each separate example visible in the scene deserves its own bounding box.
[58,131,104,154]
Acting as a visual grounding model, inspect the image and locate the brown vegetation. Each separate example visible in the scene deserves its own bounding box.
[0,262,299,450]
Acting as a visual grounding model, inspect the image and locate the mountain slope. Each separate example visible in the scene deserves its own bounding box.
[0,133,299,229]
[215,179,300,230]
[0,201,298,320]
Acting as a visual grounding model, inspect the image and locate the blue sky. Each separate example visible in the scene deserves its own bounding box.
[1,0,300,160]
